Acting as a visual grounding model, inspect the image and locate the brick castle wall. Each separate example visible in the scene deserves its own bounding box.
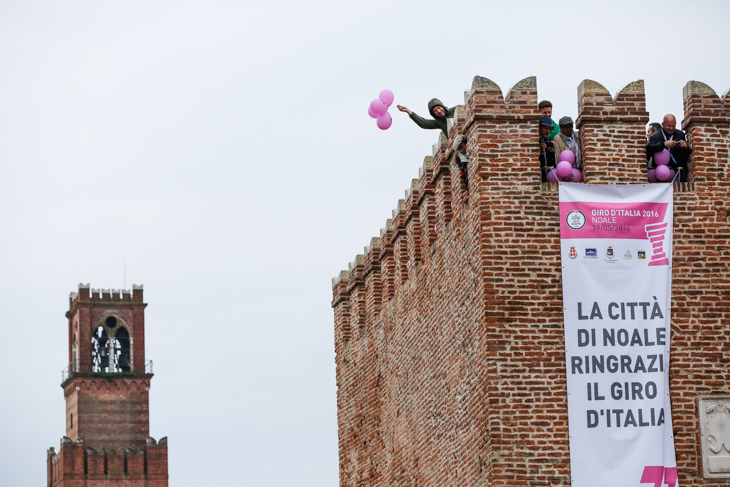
[47,437,168,487]
[332,77,730,486]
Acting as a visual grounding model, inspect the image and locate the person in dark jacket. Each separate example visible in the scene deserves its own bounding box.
[646,122,662,170]
[397,98,456,137]
[646,114,692,182]
[539,116,556,181]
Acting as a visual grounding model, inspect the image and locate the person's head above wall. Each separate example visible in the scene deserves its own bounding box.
[428,98,447,119]
[559,116,574,136]
[538,100,552,118]
[539,116,553,137]
[662,114,677,135]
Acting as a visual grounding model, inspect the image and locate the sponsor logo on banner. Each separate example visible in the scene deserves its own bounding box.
[604,246,618,264]
[638,250,646,260]
[585,248,597,258]
[624,249,632,260]
[570,247,577,259]
[566,210,587,230]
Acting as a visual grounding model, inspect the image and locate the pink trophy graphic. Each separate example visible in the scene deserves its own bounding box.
[645,222,670,266]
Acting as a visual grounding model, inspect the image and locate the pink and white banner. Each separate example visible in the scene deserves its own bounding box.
[559,183,678,487]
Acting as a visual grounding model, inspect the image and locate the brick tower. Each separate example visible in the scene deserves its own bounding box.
[47,284,168,487]
[332,77,730,485]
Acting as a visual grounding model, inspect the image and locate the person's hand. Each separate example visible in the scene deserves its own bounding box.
[459,190,469,204]
[665,140,678,148]
[677,140,688,148]
[540,141,547,153]
[397,105,412,115]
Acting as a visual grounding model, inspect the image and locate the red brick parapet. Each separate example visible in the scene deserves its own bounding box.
[681,81,730,185]
[683,81,730,125]
[70,283,144,306]
[577,79,648,123]
[48,437,168,486]
[576,79,649,184]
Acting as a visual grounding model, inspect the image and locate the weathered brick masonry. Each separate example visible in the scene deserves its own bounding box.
[332,76,730,486]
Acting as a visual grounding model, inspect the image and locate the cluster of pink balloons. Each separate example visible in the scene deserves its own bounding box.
[546,150,582,182]
[647,149,675,182]
[368,89,394,130]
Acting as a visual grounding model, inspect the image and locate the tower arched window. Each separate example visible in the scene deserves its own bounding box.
[91,326,110,372]
[72,334,78,373]
[115,327,131,372]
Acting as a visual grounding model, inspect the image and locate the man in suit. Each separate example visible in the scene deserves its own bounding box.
[646,114,692,182]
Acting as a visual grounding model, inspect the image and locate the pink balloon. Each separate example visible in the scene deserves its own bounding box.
[376,112,392,130]
[367,105,378,119]
[654,149,670,166]
[559,150,575,165]
[546,169,558,182]
[647,168,658,182]
[655,164,671,181]
[370,99,387,116]
[569,168,583,182]
[556,160,572,178]
[667,168,676,181]
[379,89,394,107]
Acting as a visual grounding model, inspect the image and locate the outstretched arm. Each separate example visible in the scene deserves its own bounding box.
[398,105,443,130]
[409,113,441,130]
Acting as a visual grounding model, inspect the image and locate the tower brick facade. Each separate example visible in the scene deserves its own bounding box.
[332,77,730,486]
[48,284,168,487]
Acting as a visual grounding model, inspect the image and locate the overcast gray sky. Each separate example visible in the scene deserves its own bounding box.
[1,1,728,485]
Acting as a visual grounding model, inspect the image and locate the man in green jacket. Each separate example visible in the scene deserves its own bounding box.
[538,100,560,139]
[397,98,456,137]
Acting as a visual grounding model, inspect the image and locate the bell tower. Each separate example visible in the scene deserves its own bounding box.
[47,284,168,486]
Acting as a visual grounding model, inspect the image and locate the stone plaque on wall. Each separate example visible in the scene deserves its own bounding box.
[700,396,730,479]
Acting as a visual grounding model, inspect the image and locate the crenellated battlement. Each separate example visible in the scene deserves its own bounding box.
[48,437,168,484]
[681,81,730,186]
[683,81,730,124]
[576,79,648,123]
[462,76,539,126]
[576,79,649,184]
[70,282,144,306]
[332,75,730,487]
[333,76,730,313]
[332,75,545,316]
